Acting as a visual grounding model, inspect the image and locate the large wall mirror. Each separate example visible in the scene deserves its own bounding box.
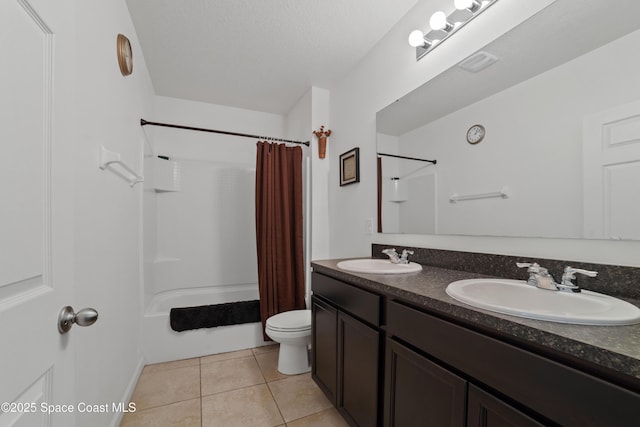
[377,0,640,240]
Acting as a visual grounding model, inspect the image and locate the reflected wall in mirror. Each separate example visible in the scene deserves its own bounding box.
[377,0,640,240]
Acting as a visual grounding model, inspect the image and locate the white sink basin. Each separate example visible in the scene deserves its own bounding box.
[337,259,422,274]
[446,278,640,325]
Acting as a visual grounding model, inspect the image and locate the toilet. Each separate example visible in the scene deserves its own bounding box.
[265,309,312,375]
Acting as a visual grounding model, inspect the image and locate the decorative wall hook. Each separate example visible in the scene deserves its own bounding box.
[313,125,332,159]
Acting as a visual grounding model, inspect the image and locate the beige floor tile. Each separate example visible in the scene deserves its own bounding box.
[200,349,253,365]
[142,358,200,374]
[201,384,283,427]
[130,365,200,410]
[252,343,279,355]
[267,373,332,423]
[201,356,265,396]
[255,349,287,382]
[286,408,349,427]
[119,398,201,427]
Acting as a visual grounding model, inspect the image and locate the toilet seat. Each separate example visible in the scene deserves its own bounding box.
[266,309,311,332]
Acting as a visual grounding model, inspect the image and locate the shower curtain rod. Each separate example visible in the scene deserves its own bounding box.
[377,152,437,164]
[140,119,310,146]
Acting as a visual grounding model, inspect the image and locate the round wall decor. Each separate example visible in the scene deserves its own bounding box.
[116,34,133,76]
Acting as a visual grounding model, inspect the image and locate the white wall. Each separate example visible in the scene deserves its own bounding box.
[285,87,331,262]
[310,88,331,261]
[285,87,331,304]
[328,0,640,267]
[72,1,155,426]
[397,28,640,239]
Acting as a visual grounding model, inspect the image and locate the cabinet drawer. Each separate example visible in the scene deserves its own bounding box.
[387,300,640,427]
[312,272,381,326]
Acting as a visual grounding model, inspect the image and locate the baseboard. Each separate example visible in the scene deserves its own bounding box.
[109,354,145,427]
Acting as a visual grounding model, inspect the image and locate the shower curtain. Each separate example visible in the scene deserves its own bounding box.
[255,141,305,339]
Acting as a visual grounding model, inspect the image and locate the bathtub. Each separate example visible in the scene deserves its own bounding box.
[142,284,269,364]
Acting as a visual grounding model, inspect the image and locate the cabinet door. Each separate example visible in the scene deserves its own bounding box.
[385,339,467,427]
[312,296,338,404]
[467,385,544,427]
[338,311,381,427]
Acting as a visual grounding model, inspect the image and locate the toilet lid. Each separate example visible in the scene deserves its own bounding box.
[266,309,311,331]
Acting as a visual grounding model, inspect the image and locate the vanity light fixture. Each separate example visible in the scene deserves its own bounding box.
[408,0,499,61]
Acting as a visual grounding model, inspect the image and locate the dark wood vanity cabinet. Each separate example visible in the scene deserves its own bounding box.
[387,299,640,427]
[312,269,640,427]
[311,272,382,427]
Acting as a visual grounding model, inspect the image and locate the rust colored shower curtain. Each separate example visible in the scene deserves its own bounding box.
[255,141,305,339]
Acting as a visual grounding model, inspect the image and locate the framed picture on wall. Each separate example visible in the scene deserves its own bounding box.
[339,147,360,186]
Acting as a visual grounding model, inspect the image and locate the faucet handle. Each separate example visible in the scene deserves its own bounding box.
[516,262,535,269]
[516,262,547,274]
[558,266,596,293]
[400,249,414,263]
[562,266,597,282]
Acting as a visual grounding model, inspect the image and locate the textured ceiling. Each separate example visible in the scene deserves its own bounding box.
[126,0,418,114]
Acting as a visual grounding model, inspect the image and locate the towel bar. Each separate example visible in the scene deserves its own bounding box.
[99,145,144,187]
[450,186,509,203]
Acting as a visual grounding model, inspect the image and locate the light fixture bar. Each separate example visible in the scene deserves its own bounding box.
[414,0,499,61]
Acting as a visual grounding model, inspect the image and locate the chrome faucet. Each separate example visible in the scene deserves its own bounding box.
[382,248,414,264]
[516,263,598,293]
[517,263,557,290]
[382,248,401,263]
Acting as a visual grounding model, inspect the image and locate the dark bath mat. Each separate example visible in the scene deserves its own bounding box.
[170,300,261,332]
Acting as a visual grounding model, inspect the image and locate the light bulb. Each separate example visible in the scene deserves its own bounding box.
[454,0,481,12]
[429,11,452,32]
[408,30,426,47]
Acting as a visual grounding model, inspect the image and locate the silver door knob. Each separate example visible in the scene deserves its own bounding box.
[58,306,99,334]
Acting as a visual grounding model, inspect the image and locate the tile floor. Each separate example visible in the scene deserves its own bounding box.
[120,344,349,427]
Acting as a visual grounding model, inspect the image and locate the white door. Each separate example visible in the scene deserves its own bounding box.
[1,0,78,426]
[583,100,640,240]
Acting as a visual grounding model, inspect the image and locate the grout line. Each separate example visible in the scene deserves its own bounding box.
[265,377,287,426]
[255,352,267,382]
[200,354,267,398]
[199,358,203,427]
[255,346,288,425]
[132,396,202,414]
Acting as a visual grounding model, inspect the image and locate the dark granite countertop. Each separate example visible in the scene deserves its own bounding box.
[311,258,640,384]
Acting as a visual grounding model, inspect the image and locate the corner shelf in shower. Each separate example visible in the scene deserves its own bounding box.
[153,157,181,192]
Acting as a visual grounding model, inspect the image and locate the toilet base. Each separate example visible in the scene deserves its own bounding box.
[265,309,312,375]
[277,342,311,375]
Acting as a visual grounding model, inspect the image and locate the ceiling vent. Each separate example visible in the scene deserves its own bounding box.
[457,51,498,73]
